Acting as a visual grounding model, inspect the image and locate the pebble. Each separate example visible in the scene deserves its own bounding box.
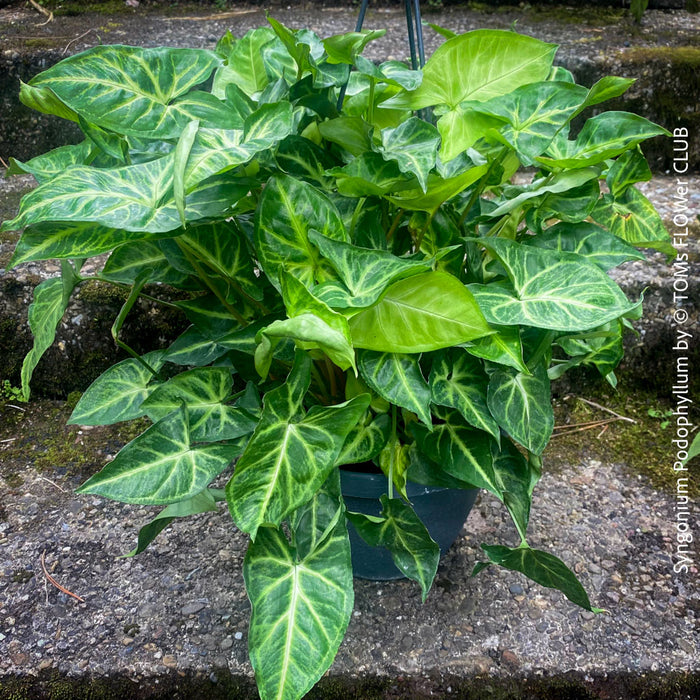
[508,584,524,595]
[181,602,206,615]
[162,654,177,669]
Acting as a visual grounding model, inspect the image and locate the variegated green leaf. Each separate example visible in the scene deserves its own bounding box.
[323,29,386,64]
[20,276,75,400]
[327,152,415,197]
[254,174,348,291]
[464,325,528,374]
[537,112,669,169]
[467,238,636,331]
[476,544,599,612]
[429,348,500,440]
[336,413,390,466]
[7,222,151,267]
[526,222,645,270]
[19,80,79,122]
[2,156,249,234]
[226,353,369,538]
[27,45,225,138]
[7,140,95,184]
[411,410,497,492]
[244,516,353,700]
[470,81,588,163]
[349,271,493,353]
[591,186,675,257]
[164,326,229,367]
[556,320,624,379]
[77,408,237,504]
[101,239,194,287]
[69,351,165,425]
[347,496,439,601]
[377,117,441,193]
[123,488,219,558]
[309,230,430,308]
[486,364,553,455]
[358,351,431,426]
[141,367,258,442]
[605,147,652,198]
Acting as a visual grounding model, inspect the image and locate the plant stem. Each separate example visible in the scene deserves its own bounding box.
[367,77,376,124]
[526,330,556,372]
[386,208,404,243]
[458,147,510,229]
[324,358,338,399]
[414,206,437,252]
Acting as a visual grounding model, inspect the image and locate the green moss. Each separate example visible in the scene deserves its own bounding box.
[546,387,700,497]
[11,569,35,584]
[625,46,700,68]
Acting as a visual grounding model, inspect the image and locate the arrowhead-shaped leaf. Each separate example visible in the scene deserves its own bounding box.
[464,325,528,374]
[358,351,432,427]
[487,364,554,455]
[525,222,645,270]
[347,496,439,601]
[244,517,353,700]
[163,327,229,367]
[309,230,430,308]
[227,353,369,538]
[591,186,675,257]
[336,413,391,466]
[477,544,598,611]
[468,238,636,331]
[141,367,258,442]
[349,271,493,353]
[254,174,348,291]
[7,140,95,184]
[2,156,250,234]
[27,45,225,138]
[411,411,497,492]
[77,408,237,504]
[429,349,500,440]
[69,351,165,425]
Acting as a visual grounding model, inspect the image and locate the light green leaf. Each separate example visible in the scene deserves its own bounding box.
[101,240,193,287]
[27,45,226,137]
[309,230,430,308]
[526,222,645,270]
[77,408,238,504]
[173,119,200,227]
[2,155,250,234]
[323,29,386,64]
[347,496,439,601]
[336,413,390,466]
[254,174,348,291]
[19,80,79,123]
[467,238,636,331]
[227,353,369,538]
[123,488,219,558]
[358,351,432,427]
[349,271,493,353]
[412,410,496,492]
[537,112,669,169]
[605,147,652,198]
[244,517,353,700]
[317,116,373,156]
[429,349,500,440]
[487,364,553,455]
[576,75,635,114]
[377,117,441,193]
[477,544,598,611]
[436,107,503,162]
[591,186,675,257]
[212,27,275,98]
[141,367,258,442]
[20,276,75,400]
[69,351,165,425]
[386,29,556,110]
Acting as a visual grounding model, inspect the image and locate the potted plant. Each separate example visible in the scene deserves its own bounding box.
[2,18,673,700]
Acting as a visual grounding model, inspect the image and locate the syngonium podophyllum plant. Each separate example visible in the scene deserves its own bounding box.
[3,19,674,700]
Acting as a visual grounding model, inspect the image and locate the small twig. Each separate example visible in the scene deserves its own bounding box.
[40,550,85,603]
[28,0,54,26]
[6,404,27,412]
[163,9,258,21]
[577,398,636,424]
[551,419,619,439]
[553,418,620,430]
[0,156,8,168]
[62,28,99,56]
[36,476,68,493]
[597,424,609,440]
[0,437,16,444]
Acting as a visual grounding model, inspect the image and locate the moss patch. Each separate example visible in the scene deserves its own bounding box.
[546,386,699,498]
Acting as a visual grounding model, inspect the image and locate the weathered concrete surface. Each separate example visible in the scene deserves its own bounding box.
[0,394,698,698]
[0,3,698,167]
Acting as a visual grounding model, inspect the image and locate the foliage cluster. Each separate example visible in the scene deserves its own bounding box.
[2,18,672,700]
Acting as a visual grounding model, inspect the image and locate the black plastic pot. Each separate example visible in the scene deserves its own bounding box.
[339,469,479,580]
